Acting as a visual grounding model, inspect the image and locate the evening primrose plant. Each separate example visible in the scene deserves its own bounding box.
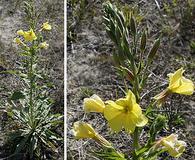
[72,2,194,159]
[4,1,62,160]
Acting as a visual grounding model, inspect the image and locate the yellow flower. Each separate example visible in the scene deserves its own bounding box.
[104,90,148,133]
[41,22,52,31]
[23,29,37,42]
[14,38,23,45]
[84,94,105,113]
[154,68,194,106]
[167,68,194,95]
[159,134,186,158]
[73,121,96,139]
[17,29,24,36]
[39,42,49,49]
[14,38,28,48]
[17,29,37,41]
[73,121,112,147]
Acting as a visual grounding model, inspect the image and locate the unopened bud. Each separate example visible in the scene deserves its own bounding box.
[148,38,160,63]
[140,31,146,51]
[130,16,136,35]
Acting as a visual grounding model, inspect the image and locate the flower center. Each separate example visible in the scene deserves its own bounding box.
[123,105,132,113]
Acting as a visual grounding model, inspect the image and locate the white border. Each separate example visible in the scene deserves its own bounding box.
[64,0,67,159]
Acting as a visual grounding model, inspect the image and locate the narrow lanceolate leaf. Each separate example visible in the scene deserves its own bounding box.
[120,66,134,82]
[140,31,146,51]
[15,133,31,154]
[137,62,142,75]
[113,52,121,66]
[106,28,117,44]
[130,16,136,35]
[148,38,160,63]
[92,149,127,160]
[10,91,25,100]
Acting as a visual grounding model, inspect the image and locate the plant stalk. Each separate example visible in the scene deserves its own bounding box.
[29,47,35,128]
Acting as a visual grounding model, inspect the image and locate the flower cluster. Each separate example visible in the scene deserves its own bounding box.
[14,22,52,49]
[73,90,148,150]
[73,68,193,158]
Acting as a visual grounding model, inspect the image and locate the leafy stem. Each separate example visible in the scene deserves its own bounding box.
[29,47,35,128]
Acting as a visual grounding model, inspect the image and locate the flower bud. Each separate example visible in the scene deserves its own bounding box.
[159,134,186,158]
[84,94,105,113]
[41,22,52,31]
[148,38,160,63]
[73,122,112,148]
[39,42,49,49]
[17,29,24,36]
[140,31,146,51]
[14,38,23,45]
[130,16,136,35]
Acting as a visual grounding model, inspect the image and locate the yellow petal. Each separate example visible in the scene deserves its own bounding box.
[126,90,136,109]
[39,42,49,49]
[160,134,186,158]
[106,113,124,132]
[14,38,23,45]
[162,140,178,157]
[23,29,37,42]
[42,22,52,30]
[175,141,186,157]
[116,90,136,111]
[168,68,184,88]
[105,100,124,111]
[136,114,148,127]
[73,122,112,148]
[172,77,194,95]
[73,121,96,139]
[167,68,194,95]
[84,94,105,113]
[104,101,124,121]
[17,29,24,35]
[126,90,136,104]
[130,104,148,127]
[131,104,142,117]
[123,114,136,133]
[115,98,127,106]
[104,101,124,132]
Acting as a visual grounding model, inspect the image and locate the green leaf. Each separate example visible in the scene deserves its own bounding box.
[29,135,38,158]
[0,70,18,75]
[10,91,25,100]
[135,145,151,156]
[148,38,160,63]
[130,16,136,35]
[15,133,31,154]
[149,115,167,143]
[140,31,146,51]
[92,148,127,160]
